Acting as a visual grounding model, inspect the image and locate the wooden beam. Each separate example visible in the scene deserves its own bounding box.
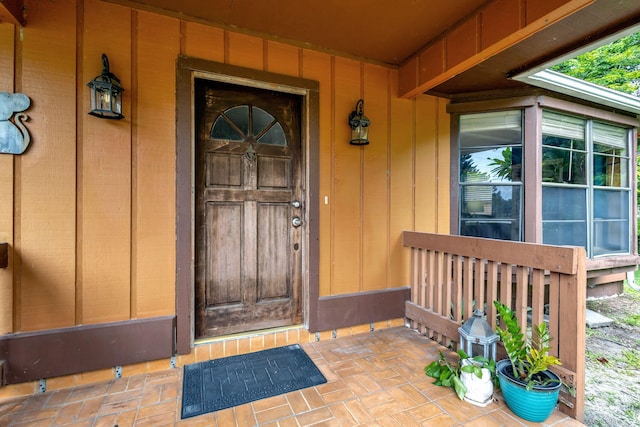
[0,0,24,26]
[398,0,594,98]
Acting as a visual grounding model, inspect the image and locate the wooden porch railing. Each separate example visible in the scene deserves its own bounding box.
[403,231,586,421]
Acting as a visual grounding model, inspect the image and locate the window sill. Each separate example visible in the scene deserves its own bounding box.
[586,254,640,277]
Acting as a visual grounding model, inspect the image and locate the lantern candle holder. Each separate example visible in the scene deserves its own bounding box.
[87,53,124,120]
[348,99,370,145]
[458,309,499,361]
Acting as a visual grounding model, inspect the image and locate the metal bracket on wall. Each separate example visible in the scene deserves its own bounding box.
[0,243,7,268]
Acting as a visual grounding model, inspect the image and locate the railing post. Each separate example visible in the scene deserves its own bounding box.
[556,247,586,421]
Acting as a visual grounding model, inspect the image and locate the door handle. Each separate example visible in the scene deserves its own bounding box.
[292,217,302,227]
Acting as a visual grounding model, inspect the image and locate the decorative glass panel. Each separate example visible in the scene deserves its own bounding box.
[225,105,250,136]
[253,107,275,136]
[210,105,288,146]
[211,116,244,141]
[258,122,287,145]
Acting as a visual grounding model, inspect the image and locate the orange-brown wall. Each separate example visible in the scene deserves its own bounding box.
[0,0,450,335]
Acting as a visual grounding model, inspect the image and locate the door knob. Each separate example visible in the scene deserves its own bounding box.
[292,217,302,227]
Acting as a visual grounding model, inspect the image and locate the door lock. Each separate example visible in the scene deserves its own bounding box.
[292,217,302,227]
[291,200,301,208]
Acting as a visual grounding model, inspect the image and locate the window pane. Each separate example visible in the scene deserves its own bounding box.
[542,111,587,185]
[210,115,244,141]
[542,111,585,141]
[594,152,628,187]
[593,189,629,255]
[460,147,522,183]
[542,144,587,184]
[460,185,521,240]
[258,122,287,145]
[543,221,587,248]
[252,106,276,136]
[461,220,518,241]
[542,187,586,221]
[593,220,629,256]
[593,121,628,149]
[458,110,522,241]
[542,187,587,249]
[593,122,629,188]
[224,105,250,135]
[460,111,522,140]
[594,189,629,220]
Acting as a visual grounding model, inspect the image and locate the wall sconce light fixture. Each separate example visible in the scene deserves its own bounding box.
[87,53,124,120]
[348,99,370,145]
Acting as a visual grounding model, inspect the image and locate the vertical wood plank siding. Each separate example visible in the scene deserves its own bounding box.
[403,231,586,421]
[0,0,448,333]
[0,24,15,334]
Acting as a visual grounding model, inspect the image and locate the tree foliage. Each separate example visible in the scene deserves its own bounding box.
[551,32,640,96]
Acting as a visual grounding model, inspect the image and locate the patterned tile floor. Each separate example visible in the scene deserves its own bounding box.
[0,327,584,426]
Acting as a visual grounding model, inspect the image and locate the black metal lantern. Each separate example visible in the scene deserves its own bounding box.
[87,53,124,120]
[348,99,370,145]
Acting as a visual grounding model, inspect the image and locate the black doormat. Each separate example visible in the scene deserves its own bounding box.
[181,344,327,419]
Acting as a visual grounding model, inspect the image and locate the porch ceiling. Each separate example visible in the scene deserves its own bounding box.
[106,0,488,65]
[105,0,640,95]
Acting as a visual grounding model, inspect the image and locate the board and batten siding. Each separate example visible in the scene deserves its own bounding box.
[0,0,450,335]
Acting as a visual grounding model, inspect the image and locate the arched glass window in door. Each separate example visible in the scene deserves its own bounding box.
[210,105,287,146]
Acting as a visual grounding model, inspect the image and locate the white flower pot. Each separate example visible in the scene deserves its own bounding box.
[460,359,494,407]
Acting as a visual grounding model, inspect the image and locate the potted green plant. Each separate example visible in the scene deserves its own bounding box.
[493,300,563,422]
[424,349,496,406]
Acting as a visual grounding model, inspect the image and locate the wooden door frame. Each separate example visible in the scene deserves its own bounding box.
[175,56,320,353]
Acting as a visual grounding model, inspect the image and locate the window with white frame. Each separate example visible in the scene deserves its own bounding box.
[541,110,632,257]
[458,111,523,241]
[455,106,634,259]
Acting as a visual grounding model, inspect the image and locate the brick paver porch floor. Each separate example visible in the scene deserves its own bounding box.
[0,327,584,426]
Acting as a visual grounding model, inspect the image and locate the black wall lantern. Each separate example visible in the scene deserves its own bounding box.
[348,99,370,145]
[87,53,124,120]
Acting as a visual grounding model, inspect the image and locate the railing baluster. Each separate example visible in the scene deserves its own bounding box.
[486,260,499,328]
[548,271,560,357]
[474,258,486,314]
[531,268,545,329]
[452,255,463,324]
[515,266,529,334]
[463,258,473,322]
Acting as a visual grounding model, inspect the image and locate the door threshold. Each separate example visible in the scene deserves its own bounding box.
[194,324,306,346]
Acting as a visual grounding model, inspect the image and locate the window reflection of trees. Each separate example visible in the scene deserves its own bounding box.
[541,136,586,184]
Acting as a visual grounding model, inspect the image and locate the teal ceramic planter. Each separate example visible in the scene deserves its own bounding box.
[496,359,562,422]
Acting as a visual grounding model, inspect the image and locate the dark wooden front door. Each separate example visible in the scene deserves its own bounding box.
[194,79,303,339]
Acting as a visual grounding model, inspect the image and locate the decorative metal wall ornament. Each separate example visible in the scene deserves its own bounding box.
[87,53,124,120]
[0,92,31,155]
